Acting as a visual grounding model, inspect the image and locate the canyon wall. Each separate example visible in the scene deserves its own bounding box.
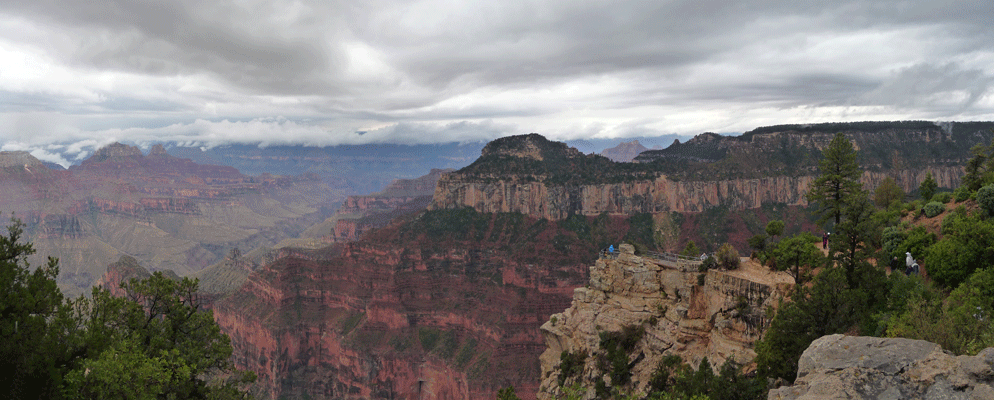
[210,210,603,400]
[323,169,451,243]
[431,167,962,221]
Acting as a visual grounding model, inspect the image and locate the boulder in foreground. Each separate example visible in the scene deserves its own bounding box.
[769,334,994,400]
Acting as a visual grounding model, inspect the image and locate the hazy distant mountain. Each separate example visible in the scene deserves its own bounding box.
[0,143,342,296]
[167,142,486,195]
[565,134,690,155]
[600,139,649,162]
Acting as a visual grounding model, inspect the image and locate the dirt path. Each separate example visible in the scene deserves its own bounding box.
[723,257,795,286]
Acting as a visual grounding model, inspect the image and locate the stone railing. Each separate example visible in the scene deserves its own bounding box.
[598,248,705,271]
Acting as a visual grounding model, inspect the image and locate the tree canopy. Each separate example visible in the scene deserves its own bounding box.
[0,219,254,400]
[771,233,823,285]
[873,177,904,208]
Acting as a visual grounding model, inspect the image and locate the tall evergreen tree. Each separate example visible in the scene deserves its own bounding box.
[807,132,862,226]
[831,193,879,287]
[919,171,938,201]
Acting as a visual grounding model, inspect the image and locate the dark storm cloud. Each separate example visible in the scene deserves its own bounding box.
[1,0,993,158]
[858,63,993,112]
[3,0,339,94]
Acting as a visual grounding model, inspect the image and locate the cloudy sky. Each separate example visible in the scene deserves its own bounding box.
[2,0,993,165]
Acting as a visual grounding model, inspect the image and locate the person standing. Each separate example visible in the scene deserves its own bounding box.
[822,232,828,249]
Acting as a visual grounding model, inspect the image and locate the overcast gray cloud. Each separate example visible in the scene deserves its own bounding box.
[1,0,993,166]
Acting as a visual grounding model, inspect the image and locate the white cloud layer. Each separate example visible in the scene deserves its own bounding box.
[1,0,993,163]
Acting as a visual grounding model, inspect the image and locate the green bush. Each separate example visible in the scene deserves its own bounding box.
[923,201,946,218]
[597,325,645,388]
[978,184,994,215]
[747,234,768,253]
[954,186,971,202]
[558,351,587,386]
[882,226,905,258]
[418,328,441,351]
[931,192,953,204]
[895,226,936,262]
[699,256,718,272]
[716,243,740,270]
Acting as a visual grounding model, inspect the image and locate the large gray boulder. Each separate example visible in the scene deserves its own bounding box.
[769,334,994,400]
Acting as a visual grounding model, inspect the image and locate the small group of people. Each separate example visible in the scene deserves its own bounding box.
[890,252,920,275]
[904,252,920,275]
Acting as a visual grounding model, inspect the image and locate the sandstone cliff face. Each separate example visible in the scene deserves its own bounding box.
[431,168,961,221]
[538,244,792,398]
[768,334,994,400]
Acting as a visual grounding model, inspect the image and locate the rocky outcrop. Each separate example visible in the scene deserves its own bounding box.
[538,244,792,398]
[87,142,143,162]
[768,334,994,400]
[95,255,153,297]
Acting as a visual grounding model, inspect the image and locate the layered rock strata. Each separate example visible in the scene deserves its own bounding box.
[432,168,962,221]
[768,334,994,400]
[325,169,451,243]
[211,212,599,400]
[538,244,792,398]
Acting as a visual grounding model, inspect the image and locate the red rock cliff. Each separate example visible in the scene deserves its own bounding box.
[212,210,642,400]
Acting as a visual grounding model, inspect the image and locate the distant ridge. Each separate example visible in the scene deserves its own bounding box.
[634,120,994,180]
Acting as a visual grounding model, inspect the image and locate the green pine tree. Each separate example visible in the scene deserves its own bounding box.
[807,132,863,226]
[919,171,938,201]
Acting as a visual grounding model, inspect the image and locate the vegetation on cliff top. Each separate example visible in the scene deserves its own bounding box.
[454,133,659,185]
[636,120,994,180]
